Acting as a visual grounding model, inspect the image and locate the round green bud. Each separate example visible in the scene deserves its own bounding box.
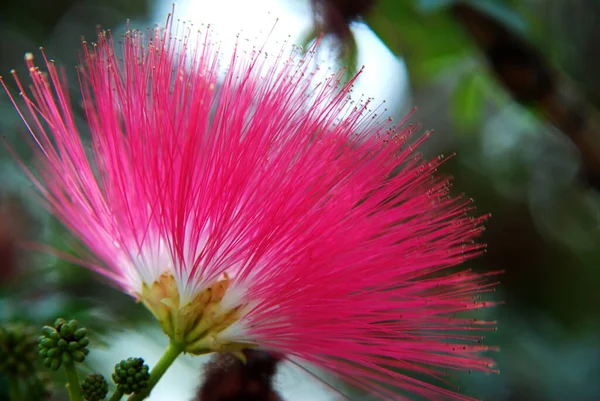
[50,358,61,371]
[81,373,109,401]
[111,357,150,395]
[47,347,60,358]
[39,338,56,348]
[41,326,56,338]
[74,328,88,340]
[62,351,72,364]
[60,324,72,337]
[57,338,68,350]
[72,350,87,363]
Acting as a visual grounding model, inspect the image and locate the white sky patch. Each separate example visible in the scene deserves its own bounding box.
[87,329,209,401]
[276,357,345,401]
[89,328,342,401]
[151,0,411,118]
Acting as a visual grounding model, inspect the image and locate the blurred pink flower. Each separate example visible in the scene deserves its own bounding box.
[2,14,499,401]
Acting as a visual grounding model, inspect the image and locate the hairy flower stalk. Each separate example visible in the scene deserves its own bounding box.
[2,13,499,401]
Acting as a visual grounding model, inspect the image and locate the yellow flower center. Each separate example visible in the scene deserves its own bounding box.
[137,273,256,355]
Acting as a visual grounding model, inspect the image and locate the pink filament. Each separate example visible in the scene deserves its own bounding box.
[1,14,500,401]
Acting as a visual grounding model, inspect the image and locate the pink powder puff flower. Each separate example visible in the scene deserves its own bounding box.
[1,14,500,401]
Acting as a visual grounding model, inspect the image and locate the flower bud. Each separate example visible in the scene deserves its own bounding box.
[38,318,90,370]
[111,357,150,395]
[82,373,109,401]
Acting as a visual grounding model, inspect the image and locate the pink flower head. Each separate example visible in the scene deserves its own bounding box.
[2,14,499,401]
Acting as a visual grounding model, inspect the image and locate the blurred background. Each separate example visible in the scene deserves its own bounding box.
[1,0,599,400]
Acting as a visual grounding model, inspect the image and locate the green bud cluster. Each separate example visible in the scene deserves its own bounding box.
[112,357,150,395]
[0,323,38,377]
[38,318,89,370]
[81,373,109,401]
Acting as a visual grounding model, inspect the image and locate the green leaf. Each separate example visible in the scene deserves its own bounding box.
[418,53,463,78]
[340,33,360,83]
[365,0,473,83]
[451,71,487,133]
[297,27,320,52]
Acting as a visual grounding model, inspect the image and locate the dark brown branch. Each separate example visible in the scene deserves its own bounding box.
[194,350,283,401]
[0,197,30,283]
[311,0,378,40]
[451,2,600,190]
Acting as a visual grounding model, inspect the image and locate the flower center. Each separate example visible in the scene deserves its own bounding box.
[137,273,256,355]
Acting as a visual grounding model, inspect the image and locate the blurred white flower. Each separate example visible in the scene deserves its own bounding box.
[88,327,342,401]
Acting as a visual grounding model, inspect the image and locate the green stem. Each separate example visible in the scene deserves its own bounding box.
[8,379,22,401]
[63,360,84,401]
[129,341,183,401]
[107,389,124,401]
